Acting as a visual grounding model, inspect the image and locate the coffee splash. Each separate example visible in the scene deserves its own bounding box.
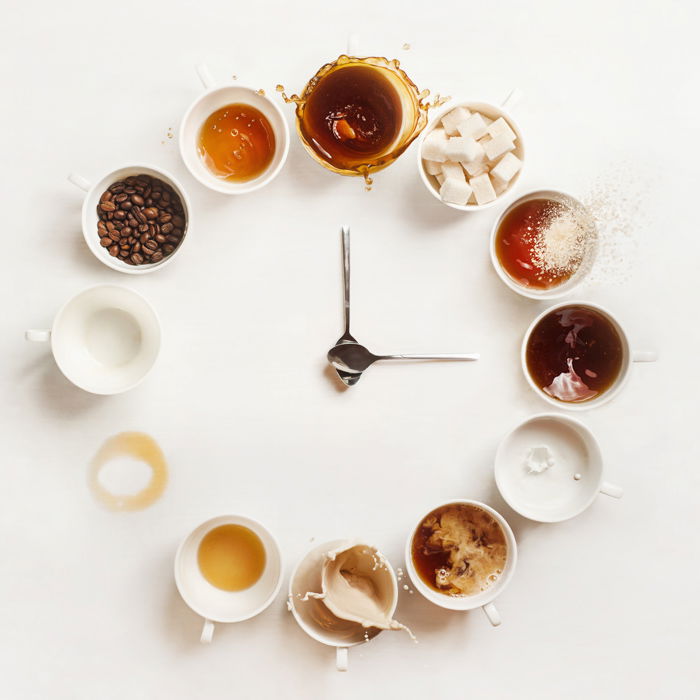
[88,432,167,511]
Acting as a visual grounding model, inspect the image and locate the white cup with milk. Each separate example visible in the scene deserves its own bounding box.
[25,285,161,394]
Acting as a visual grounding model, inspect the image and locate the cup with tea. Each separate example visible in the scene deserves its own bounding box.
[405,500,517,625]
[521,301,657,410]
[179,64,289,195]
[25,285,161,394]
[174,514,282,643]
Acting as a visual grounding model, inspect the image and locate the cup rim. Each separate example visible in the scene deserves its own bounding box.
[404,499,517,611]
[416,99,525,212]
[50,284,161,395]
[80,163,191,275]
[178,84,290,195]
[173,514,283,624]
[520,300,632,411]
[489,189,599,300]
[494,412,605,522]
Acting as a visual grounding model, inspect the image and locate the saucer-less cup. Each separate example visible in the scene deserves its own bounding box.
[405,500,517,626]
[288,539,398,672]
[67,164,191,274]
[495,413,623,522]
[25,285,161,394]
[490,190,599,300]
[179,64,289,195]
[416,90,524,211]
[174,514,282,643]
[521,300,658,410]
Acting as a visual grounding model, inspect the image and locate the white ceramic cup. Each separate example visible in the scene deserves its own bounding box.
[25,284,161,394]
[416,89,524,212]
[174,514,282,643]
[179,64,290,195]
[495,413,623,522]
[287,539,398,672]
[490,189,599,300]
[405,500,517,626]
[521,300,658,411]
[67,164,191,274]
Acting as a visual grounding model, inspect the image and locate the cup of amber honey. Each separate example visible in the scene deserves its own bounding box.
[280,54,434,186]
[179,64,290,195]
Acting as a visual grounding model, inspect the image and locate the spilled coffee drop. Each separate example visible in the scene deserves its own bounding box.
[88,432,167,511]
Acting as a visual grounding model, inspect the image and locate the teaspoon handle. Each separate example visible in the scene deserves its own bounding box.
[341,225,351,335]
[379,353,480,361]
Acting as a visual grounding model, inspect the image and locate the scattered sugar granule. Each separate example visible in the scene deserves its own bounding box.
[531,207,587,274]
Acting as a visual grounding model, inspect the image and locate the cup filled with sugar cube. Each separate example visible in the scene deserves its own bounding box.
[417,92,524,210]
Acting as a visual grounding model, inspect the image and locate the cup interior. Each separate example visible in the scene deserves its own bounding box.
[51,285,160,394]
[495,414,604,522]
[417,100,525,211]
[179,86,289,194]
[490,190,599,300]
[405,500,517,611]
[521,301,632,411]
[82,165,190,275]
[174,514,282,624]
[288,540,388,647]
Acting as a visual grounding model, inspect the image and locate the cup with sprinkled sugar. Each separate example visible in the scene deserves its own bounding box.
[489,189,599,300]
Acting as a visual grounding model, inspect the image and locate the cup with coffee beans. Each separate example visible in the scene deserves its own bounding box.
[68,164,191,274]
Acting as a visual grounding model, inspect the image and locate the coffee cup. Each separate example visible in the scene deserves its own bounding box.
[67,164,191,274]
[405,500,517,626]
[495,413,623,522]
[287,539,398,671]
[179,64,289,195]
[521,300,657,410]
[25,284,161,394]
[174,514,282,643]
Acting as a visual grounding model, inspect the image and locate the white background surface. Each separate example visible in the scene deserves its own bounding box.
[1,1,698,698]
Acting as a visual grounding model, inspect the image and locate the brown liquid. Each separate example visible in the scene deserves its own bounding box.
[88,432,167,511]
[411,503,507,597]
[526,305,624,403]
[300,64,402,170]
[197,525,266,592]
[197,103,275,182]
[496,198,579,289]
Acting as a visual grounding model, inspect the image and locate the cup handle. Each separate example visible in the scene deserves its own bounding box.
[482,602,502,627]
[67,172,91,192]
[336,646,348,672]
[200,618,215,644]
[25,329,51,342]
[195,63,216,90]
[632,351,658,363]
[600,481,623,499]
[347,33,360,56]
[501,88,524,112]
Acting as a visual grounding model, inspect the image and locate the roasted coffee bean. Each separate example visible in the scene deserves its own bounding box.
[130,253,144,265]
[155,233,166,243]
[113,209,126,220]
[118,250,129,258]
[134,208,147,224]
[97,221,107,234]
[108,245,119,257]
[114,193,128,203]
[158,212,172,224]
[109,183,124,193]
[131,194,144,206]
[140,233,150,245]
[100,191,113,203]
[108,230,121,242]
[121,200,132,210]
[100,236,112,247]
[122,226,132,237]
[99,201,116,212]
[166,234,179,244]
[150,251,164,263]
[132,242,141,254]
[162,244,175,255]
[139,224,149,233]
[161,222,174,234]
[145,239,159,251]
[173,215,184,227]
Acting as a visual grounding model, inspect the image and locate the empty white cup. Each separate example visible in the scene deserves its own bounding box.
[405,500,517,626]
[174,514,282,643]
[179,64,289,195]
[67,164,191,275]
[25,285,161,394]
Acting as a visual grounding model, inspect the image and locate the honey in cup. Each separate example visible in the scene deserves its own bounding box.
[197,524,266,592]
[197,103,275,183]
[412,503,507,597]
[279,55,445,185]
[526,304,624,403]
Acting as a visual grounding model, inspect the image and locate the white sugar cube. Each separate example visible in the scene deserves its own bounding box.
[423,159,442,175]
[487,117,516,142]
[421,128,449,162]
[461,158,487,177]
[439,178,473,206]
[457,112,489,140]
[490,152,522,184]
[469,173,497,205]
[484,132,515,161]
[440,161,466,181]
[445,136,484,164]
[435,172,445,185]
[441,106,471,137]
[493,177,509,196]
